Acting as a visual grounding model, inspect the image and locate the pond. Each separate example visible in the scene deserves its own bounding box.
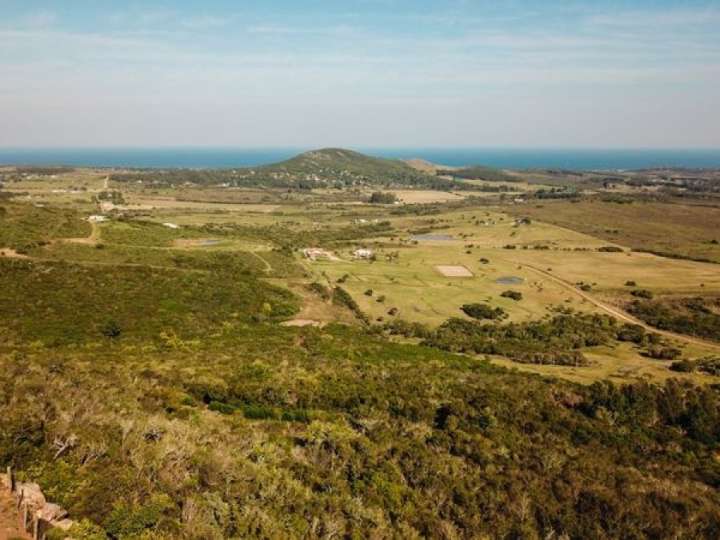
[410,234,454,241]
[495,276,524,285]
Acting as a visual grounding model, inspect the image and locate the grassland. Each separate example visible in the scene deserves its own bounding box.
[506,198,720,263]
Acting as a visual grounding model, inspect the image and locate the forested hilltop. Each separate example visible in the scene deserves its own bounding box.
[109,148,476,190]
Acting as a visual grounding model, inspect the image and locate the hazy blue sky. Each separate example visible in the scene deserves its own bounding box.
[1,1,719,148]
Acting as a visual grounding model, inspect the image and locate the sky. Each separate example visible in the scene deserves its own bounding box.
[1,0,719,148]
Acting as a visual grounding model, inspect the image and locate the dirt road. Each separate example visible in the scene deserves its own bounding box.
[0,489,28,540]
[516,261,720,352]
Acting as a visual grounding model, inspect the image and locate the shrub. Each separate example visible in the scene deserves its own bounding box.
[670,356,720,375]
[308,282,331,301]
[669,359,695,373]
[208,401,236,415]
[101,320,122,339]
[616,323,646,344]
[104,494,173,538]
[625,281,637,287]
[645,347,682,360]
[598,246,623,253]
[500,290,523,301]
[461,303,507,321]
[631,289,654,299]
[243,404,277,420]
[369,191,398,204]
[364,289,373,296]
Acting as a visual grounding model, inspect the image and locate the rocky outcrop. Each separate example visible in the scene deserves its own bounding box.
[2,469,76,540]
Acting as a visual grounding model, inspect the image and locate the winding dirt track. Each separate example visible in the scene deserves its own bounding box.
[515,261,720,352]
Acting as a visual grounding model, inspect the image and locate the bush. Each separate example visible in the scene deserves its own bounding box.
[645,347,682,360]
[670,356,720,375]
[598,246,623,253]
[500,290,523,301]
[616,323,646,344]
[631,289,654,299]
[625,281,637,287]
[369,191,398,204]
[243,404,277,420]
[461,303,507,321]
[101,320,122,339]
[208,401,236,415]
[308,282,331,301]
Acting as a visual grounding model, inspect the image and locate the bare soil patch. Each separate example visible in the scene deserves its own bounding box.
[436,265,474,277]
[281,319,323,327]
[0,248,30,259]
[173,238,223,248]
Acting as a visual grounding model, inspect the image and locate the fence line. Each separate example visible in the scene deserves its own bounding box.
[3,466,75,540]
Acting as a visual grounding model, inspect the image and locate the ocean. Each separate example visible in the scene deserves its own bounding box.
[1,147,719,170]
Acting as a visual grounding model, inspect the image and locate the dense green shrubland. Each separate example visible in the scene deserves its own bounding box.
[0,258,298,346]
[629,296,720,341]
[0,202,90,251]
[1,325,720,538]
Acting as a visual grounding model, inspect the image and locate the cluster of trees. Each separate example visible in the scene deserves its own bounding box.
[368,191,398,204]
[628,296,720,342]
[436,165,518,182]
[535,187,579,200]
[500,290,523,301]
[671,356,720,375]
[380,310,631,366]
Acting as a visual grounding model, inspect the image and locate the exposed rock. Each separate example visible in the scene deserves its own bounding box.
[37,502,68,522]
[17,482,46,512]
[52,518,76,531]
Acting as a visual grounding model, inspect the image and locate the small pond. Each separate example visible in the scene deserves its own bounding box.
[495,276,524,285]
[410,234,454,241]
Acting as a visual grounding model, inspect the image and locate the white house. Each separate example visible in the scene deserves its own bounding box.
[353,248,374,259]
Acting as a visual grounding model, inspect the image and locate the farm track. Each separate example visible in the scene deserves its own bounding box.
[0,488,28,540]
[515,261,720,352]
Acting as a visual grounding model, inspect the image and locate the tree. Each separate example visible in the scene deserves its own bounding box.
[369,192,398,204]
[500,290,522,301]
[460,303,507,321]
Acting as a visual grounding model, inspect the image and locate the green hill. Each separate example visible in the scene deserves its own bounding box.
[251,148,466,189]
[110,148,474,190]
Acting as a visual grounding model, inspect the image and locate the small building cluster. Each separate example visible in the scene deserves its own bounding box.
[303,248,329,261]
[353,248,374,259]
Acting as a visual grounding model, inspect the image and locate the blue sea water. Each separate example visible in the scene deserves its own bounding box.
[1,147,719,170]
